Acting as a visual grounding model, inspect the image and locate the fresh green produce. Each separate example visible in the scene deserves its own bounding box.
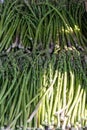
[0,0,87,129]
[0,47,86,129]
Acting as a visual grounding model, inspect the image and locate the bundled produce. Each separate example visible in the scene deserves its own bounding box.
[0,0,87,129]
[0,0,87,52]
[0,47,86,129]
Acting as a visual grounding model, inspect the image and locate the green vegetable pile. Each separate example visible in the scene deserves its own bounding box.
[0,0,87,129]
